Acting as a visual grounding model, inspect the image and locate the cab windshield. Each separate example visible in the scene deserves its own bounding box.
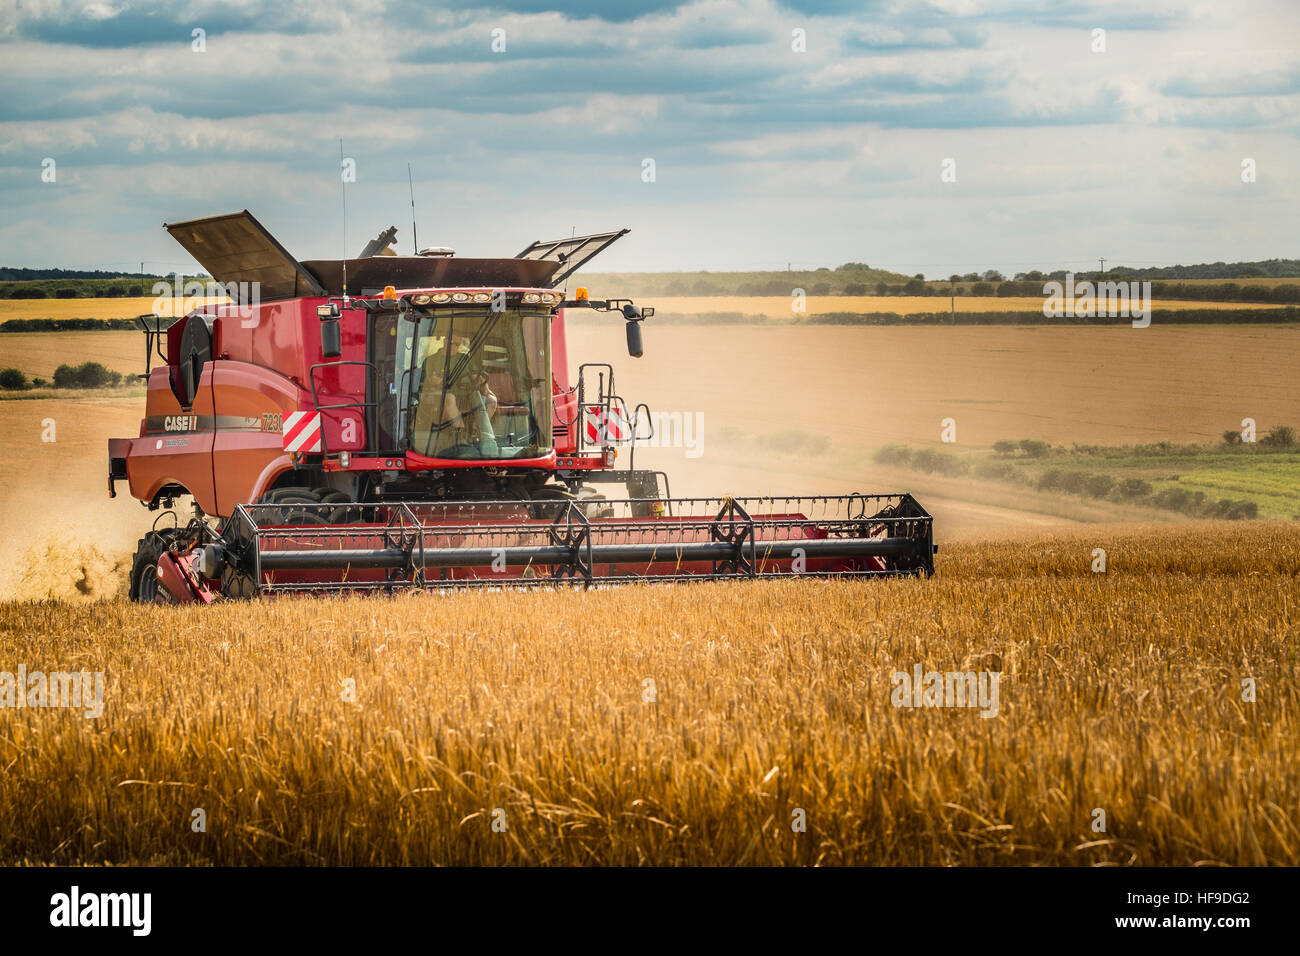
[399,306,551,460]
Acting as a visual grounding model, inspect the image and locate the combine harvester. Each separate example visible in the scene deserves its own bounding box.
[108,211,935,602]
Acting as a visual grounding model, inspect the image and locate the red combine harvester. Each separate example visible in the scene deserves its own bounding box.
[108,211,934,602]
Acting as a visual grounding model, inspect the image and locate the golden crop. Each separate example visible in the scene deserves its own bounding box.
[1,522,1296,866]
[0,296,230,322]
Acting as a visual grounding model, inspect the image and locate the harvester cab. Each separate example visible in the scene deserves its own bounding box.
[110,210,934,602]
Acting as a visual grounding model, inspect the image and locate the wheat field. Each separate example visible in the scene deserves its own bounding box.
[1,522,1296,866]
[0,296,231,322]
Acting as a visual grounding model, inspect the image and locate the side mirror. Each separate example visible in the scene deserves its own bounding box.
[625,319,643,358]
[321,319,342,358]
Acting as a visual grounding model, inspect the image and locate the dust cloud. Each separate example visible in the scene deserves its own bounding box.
[0,396,154,601]
[2,320,1295,599]
[564,319,1300,537]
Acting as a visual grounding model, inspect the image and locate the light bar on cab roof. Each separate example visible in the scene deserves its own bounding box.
[405,290,562,307]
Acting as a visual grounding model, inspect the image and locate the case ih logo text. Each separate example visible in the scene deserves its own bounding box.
[163,415,198,432]
[49,886,151,936]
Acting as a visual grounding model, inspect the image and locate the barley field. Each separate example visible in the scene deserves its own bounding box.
[0,296,230,322]
[0,523,1295,865]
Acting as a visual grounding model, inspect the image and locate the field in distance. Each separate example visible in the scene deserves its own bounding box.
[637,295,1281,319]
[0,296,227,322]
[4,323,1297,447]
[0,294,1286,325]
[1,523,1295,866]
[2,319,1299,601]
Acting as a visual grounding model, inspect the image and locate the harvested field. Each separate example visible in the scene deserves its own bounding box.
[587,295,1280,319]
[0,294,1281,326]
[3,321,1300,601]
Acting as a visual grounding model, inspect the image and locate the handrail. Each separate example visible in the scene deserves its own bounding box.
[308,359,379,456]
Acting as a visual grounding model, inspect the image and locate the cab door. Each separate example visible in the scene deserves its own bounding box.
[369,310,417,454]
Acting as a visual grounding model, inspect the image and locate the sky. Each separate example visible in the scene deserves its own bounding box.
[0,0,1297,276]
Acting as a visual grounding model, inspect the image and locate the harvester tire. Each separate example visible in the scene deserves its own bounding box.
[527,486,574,520]
[314,489,360,524]
[128,530,180,604]
[258,487,327,525]
[220,567,258,600]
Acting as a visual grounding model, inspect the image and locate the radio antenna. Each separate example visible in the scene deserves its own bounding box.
[339,137,349,300]
[563,225,576,296]
[407,163,419,255]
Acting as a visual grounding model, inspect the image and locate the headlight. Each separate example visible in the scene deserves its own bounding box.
[432,293,450,303]
[411,293,431,305]
[472,291,492,303]
[523,292,541,303]
[452,292,469,302]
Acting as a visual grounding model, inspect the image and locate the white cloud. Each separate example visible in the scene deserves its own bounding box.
[0,0,1296,271]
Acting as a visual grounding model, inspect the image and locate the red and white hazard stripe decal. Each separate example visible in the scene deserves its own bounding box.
[282,411,323,453]
[584,405,627,444]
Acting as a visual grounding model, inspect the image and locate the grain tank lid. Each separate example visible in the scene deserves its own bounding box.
[515,229,630,287]
[163,210,326,301]
[298,256,562,295]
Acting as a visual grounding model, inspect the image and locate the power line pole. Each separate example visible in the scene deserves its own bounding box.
[1099,257,1106,275]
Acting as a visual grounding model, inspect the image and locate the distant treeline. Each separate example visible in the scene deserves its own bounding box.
[575,274,1300,303]
[0,276,204,299]
[15,275,1288,305]
[580,274,1298,303]
[936,260,1300,285]
[808,308,1300,325]
[3,279,168,299]
[925,278,1300,304]
[1086,259,1300,280]
[0,267,169,281]
[5,309,1296,333]
[4,258,1299,301]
